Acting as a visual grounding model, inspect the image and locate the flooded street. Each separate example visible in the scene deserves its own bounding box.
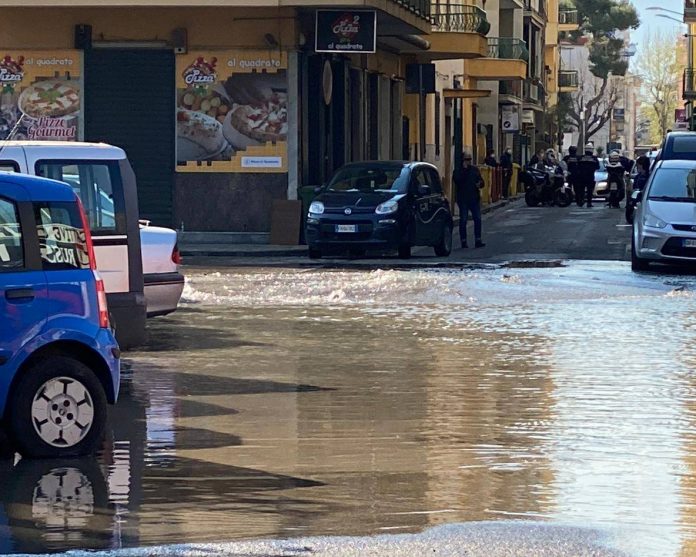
[3,262,696,556]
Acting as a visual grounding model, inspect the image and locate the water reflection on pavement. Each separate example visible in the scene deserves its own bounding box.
[2,261,696,556]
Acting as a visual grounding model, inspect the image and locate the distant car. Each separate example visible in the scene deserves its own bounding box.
[305,161,453,259]
[653,131,696,164]
[632,160,696,271]
[0,173,120,457]
[140,222,184,317]
[593,159,609,199]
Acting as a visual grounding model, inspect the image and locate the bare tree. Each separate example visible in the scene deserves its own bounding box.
[635,30,683,142]
[560,0,639,148]
[564,63,618,147]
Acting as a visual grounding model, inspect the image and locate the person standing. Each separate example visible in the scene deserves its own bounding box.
[529,148,545,169]
[452,152,486,248]
[484,149,498,168]
[563,146,581,206]
[500,147,513,198]
[576,143,600,207]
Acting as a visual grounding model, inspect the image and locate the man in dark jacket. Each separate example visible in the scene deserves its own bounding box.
[452,153,485,248]
[576,143,600,207]
[500,147,513,198]
[484,150,498,168]
[563,146,581,206]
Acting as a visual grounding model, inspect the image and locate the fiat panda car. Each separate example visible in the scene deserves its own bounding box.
[305,161,453,259]
[0,173,120,458]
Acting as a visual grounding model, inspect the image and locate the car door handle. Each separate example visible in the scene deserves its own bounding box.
[5,288,34,301]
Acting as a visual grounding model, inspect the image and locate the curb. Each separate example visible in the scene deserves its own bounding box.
[180,196,522,258]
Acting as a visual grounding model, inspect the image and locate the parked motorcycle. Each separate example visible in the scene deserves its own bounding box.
[521,164,573,207]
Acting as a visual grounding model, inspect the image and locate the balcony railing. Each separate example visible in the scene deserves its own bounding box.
[431,4,489,34]
[395,0,431,18]
[488,38,530,61]
[684,69,696,99]
[559,70,579,88]
[559,9,579,24]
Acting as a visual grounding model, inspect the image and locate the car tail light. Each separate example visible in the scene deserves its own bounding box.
[95,274,110,329]
[76,197,96,270]
[172,244,182,265]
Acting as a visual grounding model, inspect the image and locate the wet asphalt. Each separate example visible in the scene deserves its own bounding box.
[3,202,696,557]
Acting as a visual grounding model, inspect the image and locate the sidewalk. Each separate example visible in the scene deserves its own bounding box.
[179,196,522,258]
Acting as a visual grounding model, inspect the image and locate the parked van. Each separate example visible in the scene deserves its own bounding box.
[0,172,120,457]
[0,141,182,348]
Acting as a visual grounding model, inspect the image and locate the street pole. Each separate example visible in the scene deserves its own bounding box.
[419,64,426,161]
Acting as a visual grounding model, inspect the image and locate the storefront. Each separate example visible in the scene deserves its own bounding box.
[0,6,298,231]
[0,4,427,234]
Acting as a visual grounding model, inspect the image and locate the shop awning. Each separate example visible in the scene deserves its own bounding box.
[443,88,491,99]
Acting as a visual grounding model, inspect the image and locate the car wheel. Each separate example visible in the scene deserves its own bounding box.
[434,223,453,257]
[398,244,412,259]
[8,356,107,458]
[631,234,650,272]
[308,248,322,259]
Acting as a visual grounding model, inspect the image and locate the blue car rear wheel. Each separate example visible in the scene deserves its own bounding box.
[8,356,107,458]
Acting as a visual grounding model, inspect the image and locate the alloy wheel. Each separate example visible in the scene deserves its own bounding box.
[31,377,95,448]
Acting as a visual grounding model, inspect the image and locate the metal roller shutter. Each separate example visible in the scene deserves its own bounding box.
[84,49,175,226]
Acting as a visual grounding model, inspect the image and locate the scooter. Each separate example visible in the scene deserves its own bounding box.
[606,172,626,209]
[521,164,572,207]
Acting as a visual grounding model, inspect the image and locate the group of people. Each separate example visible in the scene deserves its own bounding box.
[451,144,654,250]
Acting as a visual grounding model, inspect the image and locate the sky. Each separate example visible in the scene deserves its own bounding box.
[630,0,685,67]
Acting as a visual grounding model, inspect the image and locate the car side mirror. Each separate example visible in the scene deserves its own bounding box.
[314,185,323,194]
[418,184,431,197]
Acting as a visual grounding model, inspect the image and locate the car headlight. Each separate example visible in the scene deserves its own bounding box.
[596,181,607,188]
[643,212,667,229]
[309,201,325,215]
[375,200,399,214]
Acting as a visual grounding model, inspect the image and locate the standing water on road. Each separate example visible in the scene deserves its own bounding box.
[3,262,696,556]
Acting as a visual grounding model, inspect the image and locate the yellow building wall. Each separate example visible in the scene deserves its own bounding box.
[0,7,299,49]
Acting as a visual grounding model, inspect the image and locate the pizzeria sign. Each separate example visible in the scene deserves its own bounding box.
[315,10,377,54]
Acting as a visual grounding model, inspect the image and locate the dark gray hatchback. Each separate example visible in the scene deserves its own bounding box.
[305,161,453,259]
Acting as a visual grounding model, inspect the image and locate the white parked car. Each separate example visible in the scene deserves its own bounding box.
[0,142,183,343]
[632,160,696,271]
[140,222,185,317]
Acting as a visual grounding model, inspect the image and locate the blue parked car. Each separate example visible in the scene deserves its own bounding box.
[0,173,120,458]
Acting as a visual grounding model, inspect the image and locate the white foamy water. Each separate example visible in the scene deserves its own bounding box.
[181,261,689,309]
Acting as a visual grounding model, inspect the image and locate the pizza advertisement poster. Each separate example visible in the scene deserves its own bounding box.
[176,50,288,173]
[0,50,81,142]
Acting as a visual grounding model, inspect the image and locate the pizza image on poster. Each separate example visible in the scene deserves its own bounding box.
[176,50,288,173]
[0,51,81,142]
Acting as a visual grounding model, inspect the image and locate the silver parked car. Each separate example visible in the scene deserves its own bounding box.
[632,160,696,271]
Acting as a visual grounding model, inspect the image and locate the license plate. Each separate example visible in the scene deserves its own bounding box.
[336,224,356,233]
[684,239,696,248]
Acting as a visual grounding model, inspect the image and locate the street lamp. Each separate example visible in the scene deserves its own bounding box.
[655,13,686,23]
[646,6,684,16]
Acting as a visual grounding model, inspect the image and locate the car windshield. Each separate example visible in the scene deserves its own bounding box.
[326,164,409,193]
[648,168,696,202]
